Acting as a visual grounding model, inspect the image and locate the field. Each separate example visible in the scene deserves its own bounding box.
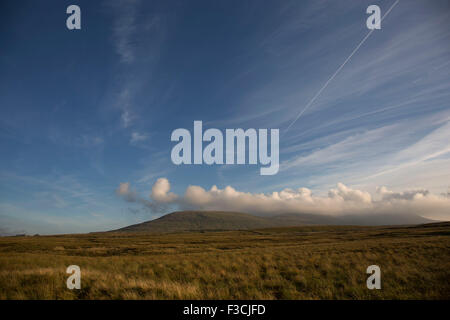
[0,223,449,299]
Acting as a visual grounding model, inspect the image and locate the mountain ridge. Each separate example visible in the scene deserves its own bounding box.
[112,210,435,233]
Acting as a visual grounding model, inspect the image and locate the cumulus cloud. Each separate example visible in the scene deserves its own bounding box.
[329,183,372,204]
[116,179,450,221]
[116,181,169,213]
[116,182,136,201]
[377,186,429,201]
[180,183,373,216]
[151,178,177,202]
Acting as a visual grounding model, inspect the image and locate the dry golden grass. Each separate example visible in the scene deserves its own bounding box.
[0,224,449,299]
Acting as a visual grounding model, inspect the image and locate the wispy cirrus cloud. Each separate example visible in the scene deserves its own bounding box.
[0,172,111,210]
[106,0,166,130]
[130,131,149,144]
[214,1,450,133]
[110,0,141,64]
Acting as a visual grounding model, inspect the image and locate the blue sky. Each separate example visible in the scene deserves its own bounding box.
[1,0,449,234]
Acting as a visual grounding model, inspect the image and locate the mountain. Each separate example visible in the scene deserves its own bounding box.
[112,210,435,233]
[114,211,276,233]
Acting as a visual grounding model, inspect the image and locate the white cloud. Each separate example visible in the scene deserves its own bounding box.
[377,186,428,201]
[151,178,177,202]
[116,178,450,221]
[328,183,371,204]
[116,182,133,198]
[116,180,172,213]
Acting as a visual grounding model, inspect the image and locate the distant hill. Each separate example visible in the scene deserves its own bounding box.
[112,210,435,233]
[114,211,276,233]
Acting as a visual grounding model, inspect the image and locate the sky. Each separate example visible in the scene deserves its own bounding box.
[1,0,449,235]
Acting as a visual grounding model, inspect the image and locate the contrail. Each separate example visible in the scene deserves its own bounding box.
[284,0,400,135]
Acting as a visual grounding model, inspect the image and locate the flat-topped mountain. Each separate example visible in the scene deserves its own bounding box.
[114,211,277,233]
[112,210,434,233]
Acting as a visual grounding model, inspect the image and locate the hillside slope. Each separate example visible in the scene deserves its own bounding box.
[114,211,277,233]
[113,210,435,233]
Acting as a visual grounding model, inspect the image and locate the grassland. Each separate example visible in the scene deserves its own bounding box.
[0,223,449,299]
